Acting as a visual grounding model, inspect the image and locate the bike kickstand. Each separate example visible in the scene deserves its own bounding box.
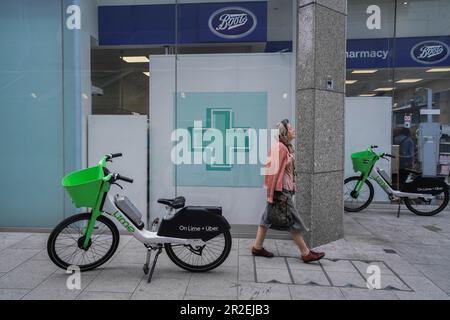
[143,247,152,275]
[397,198,402,218]
[147,245,163,283]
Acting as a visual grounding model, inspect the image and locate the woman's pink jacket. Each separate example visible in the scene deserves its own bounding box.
[263,142,289,203]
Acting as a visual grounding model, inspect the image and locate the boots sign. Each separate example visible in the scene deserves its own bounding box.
[411,41,450,65]
[208,7,257,39]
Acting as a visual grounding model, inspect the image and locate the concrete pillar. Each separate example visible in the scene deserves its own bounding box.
[296,0,347,246]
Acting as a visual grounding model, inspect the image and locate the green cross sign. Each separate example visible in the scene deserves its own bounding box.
[189,108,250,171]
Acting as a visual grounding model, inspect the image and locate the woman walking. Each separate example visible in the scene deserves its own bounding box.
[252,119,325,263]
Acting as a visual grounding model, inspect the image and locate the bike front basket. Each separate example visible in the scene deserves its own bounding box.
[351,150,377,174]
[62,166,104,208]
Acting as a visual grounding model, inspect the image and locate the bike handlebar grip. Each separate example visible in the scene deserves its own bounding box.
[117,174,133,183]
[110,153,123,158]
[371,145,378,149]
[385,153,396,158]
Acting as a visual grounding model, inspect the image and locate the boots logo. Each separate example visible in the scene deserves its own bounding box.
[411,41,449,64]
[208,7,257,39]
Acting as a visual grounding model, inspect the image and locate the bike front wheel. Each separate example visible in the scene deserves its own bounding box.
[47,213,120,272]
[404,190,449,216]
[344,176,374,212]
[165,230,232,272]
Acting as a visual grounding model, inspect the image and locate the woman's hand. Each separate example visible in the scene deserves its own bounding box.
[267,197,273,204]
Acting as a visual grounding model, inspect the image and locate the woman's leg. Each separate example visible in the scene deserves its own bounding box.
[291,231,310,257]
[253,225,268,249]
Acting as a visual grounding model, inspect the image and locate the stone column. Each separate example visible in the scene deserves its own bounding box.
[296,0,347,247]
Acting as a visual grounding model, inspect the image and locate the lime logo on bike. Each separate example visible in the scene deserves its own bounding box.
[374,176,390,192]
[112,211,135,233]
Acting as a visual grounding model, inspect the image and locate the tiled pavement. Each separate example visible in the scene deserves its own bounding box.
[1,206,450,300]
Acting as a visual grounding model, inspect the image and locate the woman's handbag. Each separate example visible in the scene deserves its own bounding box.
[267,192,294,230]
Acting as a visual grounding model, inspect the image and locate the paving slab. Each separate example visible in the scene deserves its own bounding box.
[84,263,145,293]
[9,233,48,250]
[77,291,132,300]
[255,256,287,269]
[238,255,256,282]
[238,282,291,300]
[289,285,345,300]
[0,259,57,289]
[414,264,450,294]
[256,268,291,284]
[186,267,238,298]
[22,270,99,300]
[131,277,190,300]
[340,287,400,300]
[0,248,42,273]
[397,275,449,299]
[291,269,331,286]
[325,271,367,288]
[0,289,30,300]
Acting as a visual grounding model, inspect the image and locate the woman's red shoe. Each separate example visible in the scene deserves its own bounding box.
[301,251,325,263]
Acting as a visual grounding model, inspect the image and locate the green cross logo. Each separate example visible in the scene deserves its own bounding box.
[189,108,250,171]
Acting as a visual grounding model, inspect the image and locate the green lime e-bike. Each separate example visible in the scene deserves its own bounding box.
[47,153,232,282]
[344,146,449,216]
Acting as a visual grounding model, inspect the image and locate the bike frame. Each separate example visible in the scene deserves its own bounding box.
[358,163,435,201]
[82,156,205,249]
[103,195,205,247]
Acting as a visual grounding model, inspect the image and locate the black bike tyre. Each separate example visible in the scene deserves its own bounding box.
[344,176,375,212]
[404,189,449,216]
[165,229,232,272]
[47,213,120,272]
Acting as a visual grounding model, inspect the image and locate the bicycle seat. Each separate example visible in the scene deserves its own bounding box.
[157,196,186,209]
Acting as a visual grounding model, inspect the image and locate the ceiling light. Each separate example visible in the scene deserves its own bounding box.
[396,79,422,83]
[374,87,394,91]
[359,94,377,97]
[143,72,150,77]
[121,56,149,63]
[426,67,450,73]
[345,80,358,84]
[351,69,378,74]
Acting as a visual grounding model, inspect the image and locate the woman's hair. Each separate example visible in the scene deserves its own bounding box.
[276,119,294,153]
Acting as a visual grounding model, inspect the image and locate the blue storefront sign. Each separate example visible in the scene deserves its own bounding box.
[346,36,450,69]
[99,2,449,69]
[98,2,267,46]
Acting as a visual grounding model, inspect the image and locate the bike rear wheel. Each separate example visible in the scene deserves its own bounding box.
[165,230,232,272]
[47,213,120,272]
[344,176,374,212]
[404,190,449,216]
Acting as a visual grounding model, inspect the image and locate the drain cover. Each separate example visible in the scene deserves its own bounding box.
[383,249,397,254]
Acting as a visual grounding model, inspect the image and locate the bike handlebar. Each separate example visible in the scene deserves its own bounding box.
[108,153,123,159]
[383,153,396,159]
[116,174,134,184]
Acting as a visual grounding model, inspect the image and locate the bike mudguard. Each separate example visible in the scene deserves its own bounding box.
[401,176,449,195]
[157,206,230,241]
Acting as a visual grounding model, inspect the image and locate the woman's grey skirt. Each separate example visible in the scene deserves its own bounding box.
[260,189,309,233]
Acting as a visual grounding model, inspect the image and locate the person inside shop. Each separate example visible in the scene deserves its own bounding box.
[394,127,416,186]
[251,119,325,263]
